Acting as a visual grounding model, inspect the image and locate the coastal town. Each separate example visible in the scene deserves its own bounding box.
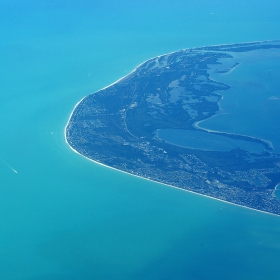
[66,40,280,215]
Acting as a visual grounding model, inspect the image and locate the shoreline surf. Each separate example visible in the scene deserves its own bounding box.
[64,125,280,217]
[64,40,280,217]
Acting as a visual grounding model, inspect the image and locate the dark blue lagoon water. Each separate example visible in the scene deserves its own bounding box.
[157,48,280,156]
[198,48,280,153]
[1,1,280,279]
[157,129,268,153]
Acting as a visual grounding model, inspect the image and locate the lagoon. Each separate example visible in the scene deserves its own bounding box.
[157,128,268,153]
[199,48,280,153]
[1,0,280,279]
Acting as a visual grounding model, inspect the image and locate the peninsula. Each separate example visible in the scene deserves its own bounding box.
[65,40,280,215]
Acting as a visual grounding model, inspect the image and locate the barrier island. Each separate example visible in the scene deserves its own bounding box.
[65,40,280,215]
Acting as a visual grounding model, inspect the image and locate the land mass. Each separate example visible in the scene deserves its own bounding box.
[65,40,280,215]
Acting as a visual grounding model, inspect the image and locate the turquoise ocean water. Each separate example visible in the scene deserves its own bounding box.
[1,1,280,279]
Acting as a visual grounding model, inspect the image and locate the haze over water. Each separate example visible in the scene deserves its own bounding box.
[1,1,280,279]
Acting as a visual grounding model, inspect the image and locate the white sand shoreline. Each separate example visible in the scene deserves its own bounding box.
[72,39,280,101]
[64,115,280,217]
[64,40,280,218]
[193,119,274,150]
[222,62,241,75]
[64,133,280,217]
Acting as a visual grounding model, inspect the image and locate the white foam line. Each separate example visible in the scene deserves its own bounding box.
[193,119,274,150]
[191,39,280,51]
[192,70,275,151]
[222,62,241,75]
[64,137,280,217]
[195,61,275,150]
[64,40,280,218]
[67,39,280,108]
[64,123,280,217]
[0,158,18,174]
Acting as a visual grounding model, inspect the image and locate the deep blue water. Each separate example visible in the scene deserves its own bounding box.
[199,49,280,153]
[157,128,268,153]
[1,1,280,279]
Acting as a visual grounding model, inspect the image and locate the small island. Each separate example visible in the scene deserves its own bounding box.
[65,40,280,215]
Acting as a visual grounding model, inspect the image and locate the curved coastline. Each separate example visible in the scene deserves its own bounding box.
[64,120,279,217]
[65,39,280,117]
[65,40,280,216]
[193,60,275,151]
[193,119,274,151]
